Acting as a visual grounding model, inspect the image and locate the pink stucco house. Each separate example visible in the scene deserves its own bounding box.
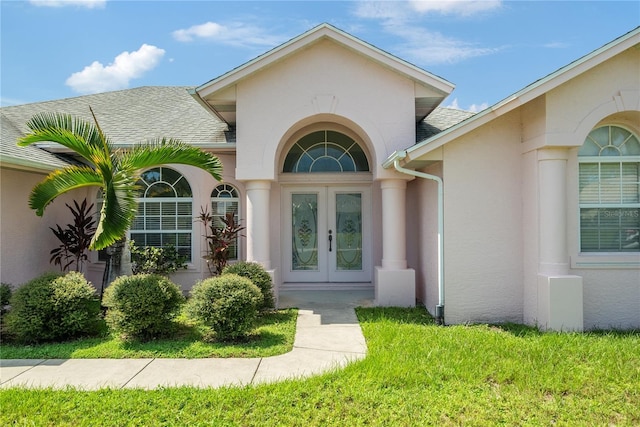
[1,24,638,330]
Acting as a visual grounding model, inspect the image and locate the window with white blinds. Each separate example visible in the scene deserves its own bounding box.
[211,184,240,260]
[130,167,193,260]
[578,126,640,252]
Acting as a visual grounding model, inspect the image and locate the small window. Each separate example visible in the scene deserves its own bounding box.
[211,184,240,260]
[283,130,369,173]
[578,126,640,252]
[130,167,193,260]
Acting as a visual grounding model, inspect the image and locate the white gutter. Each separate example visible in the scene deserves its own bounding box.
[383,150,445,325]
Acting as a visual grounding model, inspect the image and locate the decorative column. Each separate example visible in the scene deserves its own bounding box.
[538,148,570,275]
[245,180,271,270]
[375,178,415,307]
[381,179,408,269]
[536,148,583,331]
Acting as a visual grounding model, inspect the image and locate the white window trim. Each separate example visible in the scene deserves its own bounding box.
[210,184,242,262]
[130,167,196,265]
[571,126,640,268]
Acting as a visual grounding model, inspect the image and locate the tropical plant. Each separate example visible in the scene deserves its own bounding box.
[198,206,244,275]
[50,198,97,272]
[128,241,187,276]
[17,109,223,250]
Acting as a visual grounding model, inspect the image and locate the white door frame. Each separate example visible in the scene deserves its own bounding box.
[282,184,372,283]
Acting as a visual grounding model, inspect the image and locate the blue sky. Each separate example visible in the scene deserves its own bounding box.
[1,1,638,111]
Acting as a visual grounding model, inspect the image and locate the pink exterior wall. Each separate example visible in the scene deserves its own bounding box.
[440,112,525,324]
[547,48,640,330]
[0,167,92,286]
[235,39,417,182]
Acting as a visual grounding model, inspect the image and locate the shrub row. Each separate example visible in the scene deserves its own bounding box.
[3,261,275,343]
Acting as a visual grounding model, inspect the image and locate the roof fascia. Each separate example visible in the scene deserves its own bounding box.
[33,142,237,153]
[394,26,640,166]
[194,23,455,100]
[0,156,63,173]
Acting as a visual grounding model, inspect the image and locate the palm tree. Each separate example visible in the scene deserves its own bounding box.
[17,109,223,251]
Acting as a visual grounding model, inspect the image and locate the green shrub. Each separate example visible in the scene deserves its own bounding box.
[128,242,187,276]
[5,272,101,343]
[222,261,274,310]
[0,283,12,311]
[103,274,185,340]
[186,274,262,341]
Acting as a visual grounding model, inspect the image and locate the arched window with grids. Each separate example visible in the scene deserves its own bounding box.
[578,125,640,252]
[130,167,193,260]
[211,184,241,260]
[283,130,369,173]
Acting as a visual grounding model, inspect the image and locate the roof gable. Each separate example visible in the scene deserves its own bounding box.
[389,26,640,168]
[191,23,455,124]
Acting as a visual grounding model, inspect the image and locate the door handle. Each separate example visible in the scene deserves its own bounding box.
[328,229,333,252]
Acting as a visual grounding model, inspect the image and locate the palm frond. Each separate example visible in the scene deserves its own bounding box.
[120,139,223,181]
[91,170,139,250]
[17,112,109,165]
[28,167,104,216]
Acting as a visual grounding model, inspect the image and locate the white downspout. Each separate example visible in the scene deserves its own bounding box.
[386,150,445,325]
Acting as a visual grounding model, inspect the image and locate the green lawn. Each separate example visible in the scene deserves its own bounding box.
[1,307,639,426]
[0,309,297,359]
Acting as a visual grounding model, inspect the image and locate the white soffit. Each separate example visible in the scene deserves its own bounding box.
[191,23,455,124]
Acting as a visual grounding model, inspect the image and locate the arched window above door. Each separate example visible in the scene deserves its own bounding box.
[283,130,369,173]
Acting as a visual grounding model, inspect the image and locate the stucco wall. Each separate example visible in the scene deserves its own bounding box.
[441,112,524,324]
[546,47,640,329]
[0,167,92,286]
[546,47,640,137]
[235,38,417,181]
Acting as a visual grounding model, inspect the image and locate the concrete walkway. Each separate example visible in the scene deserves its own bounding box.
[0,289,374,390]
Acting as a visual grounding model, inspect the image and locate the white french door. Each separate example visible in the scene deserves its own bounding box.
[283,186,371,283]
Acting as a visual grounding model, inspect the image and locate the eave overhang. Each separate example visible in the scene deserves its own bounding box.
[191,23,455,125]
[385,26,640,170]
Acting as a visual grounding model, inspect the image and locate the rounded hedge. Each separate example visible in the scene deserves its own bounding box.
[103,274,185,340]
[186,274,262,341]
[5,272,101,343]
[222,261,274,310]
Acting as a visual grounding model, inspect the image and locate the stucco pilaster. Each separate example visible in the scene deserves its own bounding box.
[245,180,272,270]
[537,147,570,275]
[380,179,408,269]
[374,178,415,307]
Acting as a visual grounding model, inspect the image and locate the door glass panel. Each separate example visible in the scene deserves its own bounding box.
[335,193,362,270]
[292,193,318,270]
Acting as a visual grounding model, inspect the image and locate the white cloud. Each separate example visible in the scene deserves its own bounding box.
[543,41,570,49]
[445,98,488,112]
[468,102,489,113]
[29,0,106,8]
[65,44,165,94]
[395,26,501,64]
[354,1,503,64]
[172,22,283,48]
[409,0,502,16]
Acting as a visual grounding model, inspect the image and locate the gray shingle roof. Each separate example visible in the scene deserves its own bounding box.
[1,113,72,170]
[1,86,232,146]
[416,107,475,142]
[2,85,470,170]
